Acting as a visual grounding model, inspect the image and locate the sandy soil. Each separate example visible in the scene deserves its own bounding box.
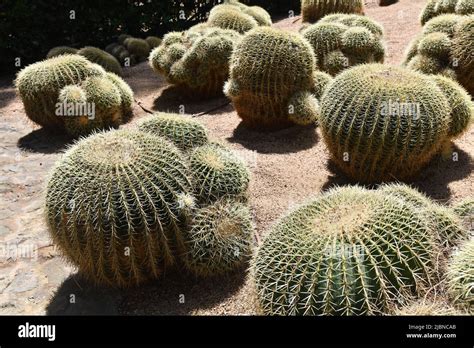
[0,0,472,315]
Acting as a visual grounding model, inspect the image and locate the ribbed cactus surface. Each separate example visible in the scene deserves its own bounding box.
[421,0,474,25]
[301,0,364,23]
[252,186,437,315]
[447,239,474,309]
[45,130,193,287]
[77,46,123,76]
[46,46,78,59]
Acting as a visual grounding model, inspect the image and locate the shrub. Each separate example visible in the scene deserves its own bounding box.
[319,64,472,183]
[225,27,330,130]
[301,0,364,23]
[302,14,385,76]
[252,186,437,315]
[45,129,194,287]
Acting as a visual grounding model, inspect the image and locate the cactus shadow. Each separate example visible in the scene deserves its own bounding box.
[17,128,73,154]
[152,85,232,115]
[46,274,122,315]
[0,88,16,109]
[228,122,319,154]
[322,144,473,201]
[118,269,248,315]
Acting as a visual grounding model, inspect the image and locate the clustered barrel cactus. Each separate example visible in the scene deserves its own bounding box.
[15,55,134,136]
[405,14,474,96]
[301,0,364,23]
[208,1,272,33]
[447,239,474,310]
[225,27,333,130]
[45,130,194,286]
[150,27,242,98]
[77,46,123,76]
[252,186,437,315]
[319,64,473,183]
[421,0,474,25]
[302,14,385,76]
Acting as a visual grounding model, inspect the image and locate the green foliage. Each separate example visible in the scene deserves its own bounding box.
[302,14,385,76]
[319,64,461,183]
[77,46,123,76]
[447,239,474,309]
[150,27,241,98]
[225,27,322,130]
[421,0,474,25]
[46,46,78,59]
[190,143,250,204]
[45,129,193,287]
[138,113,209,152]
[252,186,437,315]
[183,199,255,276]
[301,0,364,23]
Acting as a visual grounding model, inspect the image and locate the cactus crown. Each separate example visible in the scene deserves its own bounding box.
[301,0,364,23]
[45,129,193,287]
[252,186,437,315]
[225,27,325,129]
[77,46,123,76]
[302,14,385,76]
[319,64,464,183]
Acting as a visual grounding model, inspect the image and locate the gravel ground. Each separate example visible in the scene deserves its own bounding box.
[0,0,472,315]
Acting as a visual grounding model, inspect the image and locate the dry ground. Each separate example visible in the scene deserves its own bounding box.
[0,0,472,315]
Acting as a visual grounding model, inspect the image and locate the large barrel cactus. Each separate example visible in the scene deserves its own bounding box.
[421,0,474,25]
[252,186,437,315]
[150,28,241,98]
[15,55,106,129]
[379,183,468,247]
[319,64,472,183]
[405,14,474,96]
[138,113,209,152]
[302,14,385,76]
[183,199,255,276]
[45,130,194,287]
[225,27,331,130]
[190,143,250,204]
[301,0,364,23]
[77,46,123,76]
[447,239,474,309]
[208,5,260,34]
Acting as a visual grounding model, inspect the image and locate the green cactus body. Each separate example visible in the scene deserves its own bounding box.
[447,239,474,309]
[379,183,468,247]
[124,38,150,62]
[208,5,259,34]
[77,46,123,76]
[146,36,162,49]
[452,16,474,96]
[452,198,474,231]
[252,186,437,315]
[45,130,193,287]
[150,28,241,98]
[302,14,385,76]
[225,27,323,130]
[301,0,364,23]
[138,113,209,152]
[190,143,250,204]
[46,46,78,59]
[105,43,119,54]
[105,72,134,123]
[15,55,106,129]
[421,0,474,24]
[183,199,255,276]
[118,34,132,45]
[318,64,466,183]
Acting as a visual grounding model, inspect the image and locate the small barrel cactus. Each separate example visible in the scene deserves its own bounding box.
[146,36,162,49]
[252,186,437,315]
[225,27,330,130]
[395,300,462,315]
[45,130,193,287]
[405,14,474,96]
[77,46,123,76]
[224,0,272,26]
[190,143,250,203]
[301,0,364,23]
[150,28,241,98]
[118,34,132,45]
[421,0,474,25]
[105,72,134,123]
[319,64,472,183]
[379,183,468,247]
[447,239,474,309]
[46,46,78,59]
[124,38,150,62]
[208,5,260,34]
[183,199,255,276]
[302,14,385,76]
[15,55,105,129]
[452,198,474,231]
[138,113,209,152]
